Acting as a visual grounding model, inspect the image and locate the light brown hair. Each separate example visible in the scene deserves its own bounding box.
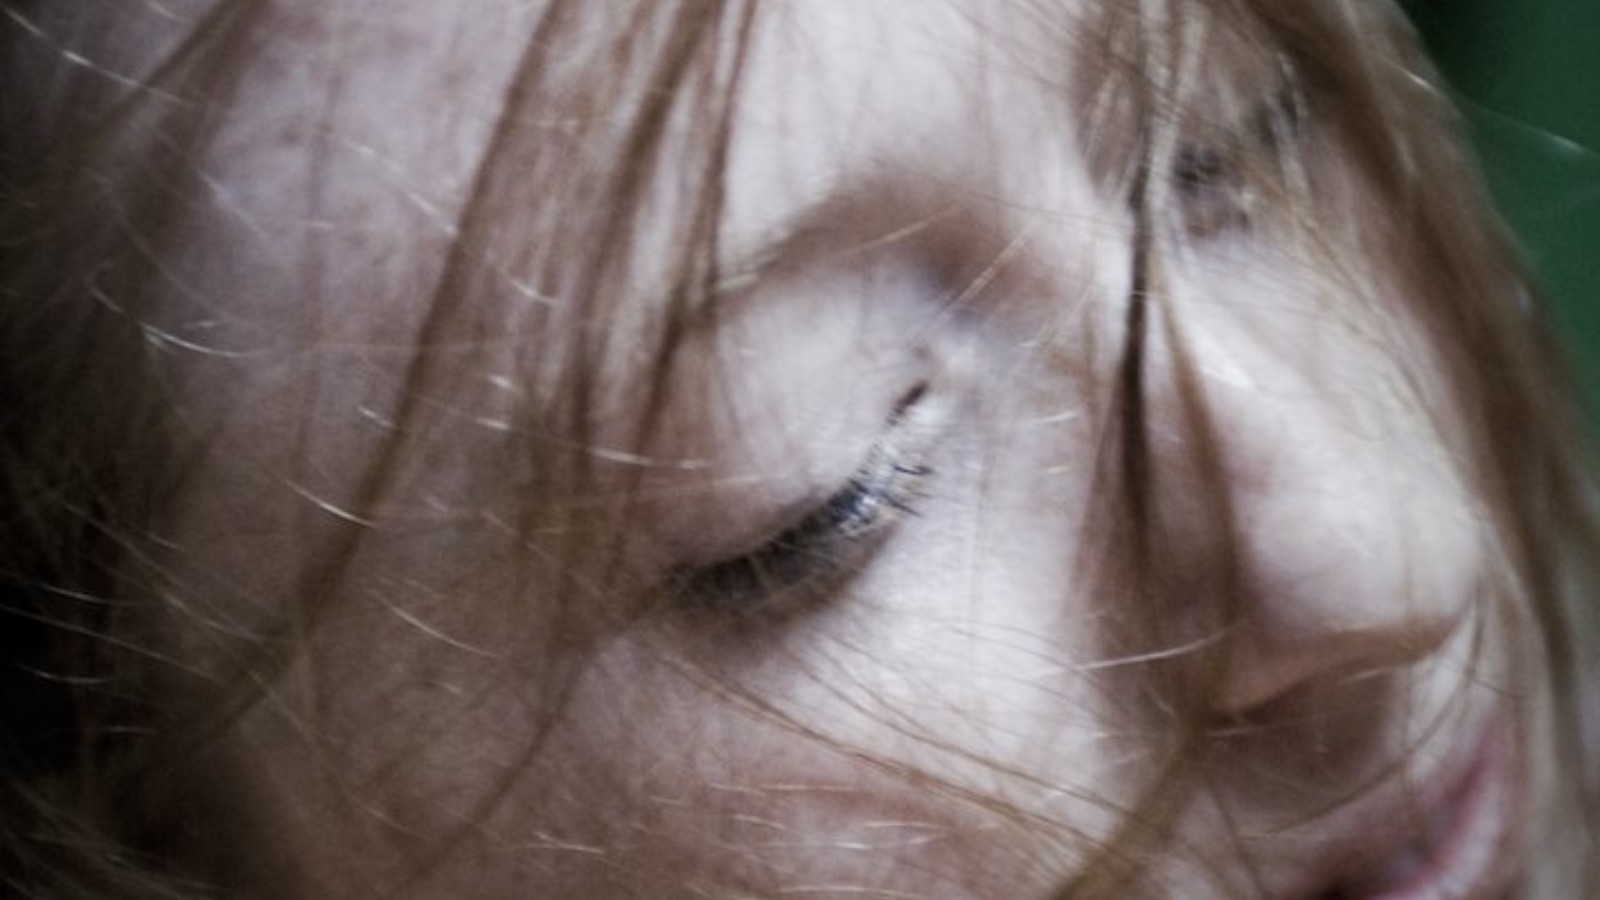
[1,1,1595,897]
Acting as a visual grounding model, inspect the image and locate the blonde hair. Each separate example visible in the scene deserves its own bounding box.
[1,0,1595,897]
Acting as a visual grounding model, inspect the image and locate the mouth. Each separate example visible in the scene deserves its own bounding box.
[1310,723,1520,900]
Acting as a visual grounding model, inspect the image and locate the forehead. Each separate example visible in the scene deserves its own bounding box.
[110,0,1156,401]
[137,1,1112,282]
[720,0,1096,242]
[116,0,1344,434]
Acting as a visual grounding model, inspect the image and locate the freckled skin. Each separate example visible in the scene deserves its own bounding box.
[103,1,1554,898]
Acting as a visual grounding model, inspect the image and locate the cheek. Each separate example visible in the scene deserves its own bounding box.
[523,620,1120,898]
[485,403,1130,896]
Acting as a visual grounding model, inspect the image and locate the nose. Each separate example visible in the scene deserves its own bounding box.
[1150,310,1482,716]
[1210,442,1478,714]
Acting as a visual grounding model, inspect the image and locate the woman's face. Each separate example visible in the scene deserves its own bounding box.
[137,0,1547,897]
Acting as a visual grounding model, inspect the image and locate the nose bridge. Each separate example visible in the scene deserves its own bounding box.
[1151,297,1479,715]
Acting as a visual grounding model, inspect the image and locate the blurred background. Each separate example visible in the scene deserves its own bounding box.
[1400,0,1600,421]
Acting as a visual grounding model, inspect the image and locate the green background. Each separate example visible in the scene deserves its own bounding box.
[1401,0,1600,419]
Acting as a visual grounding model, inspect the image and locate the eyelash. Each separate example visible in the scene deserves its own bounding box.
[673,392,935,619]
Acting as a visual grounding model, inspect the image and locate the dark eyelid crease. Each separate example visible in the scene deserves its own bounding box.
[1171,84,1308,238]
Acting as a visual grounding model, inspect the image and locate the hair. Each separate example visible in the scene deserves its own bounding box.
[2,0,1596,897]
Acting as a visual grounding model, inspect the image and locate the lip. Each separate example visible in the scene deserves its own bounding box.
[1308,720,1522,900]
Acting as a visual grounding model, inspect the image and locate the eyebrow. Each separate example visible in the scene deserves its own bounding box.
[1219,84,1307,155]
[714,180,1083,351]
[712,84,1305,285]
[1073,14,1308,195]
[712,182,967,296]
[675,178,963,345]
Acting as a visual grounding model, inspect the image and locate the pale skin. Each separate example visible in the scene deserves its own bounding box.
[100,0,1549,897]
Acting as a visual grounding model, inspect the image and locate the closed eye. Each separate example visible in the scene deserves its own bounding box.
[1171,84,1307,239]
[671,384,936,620]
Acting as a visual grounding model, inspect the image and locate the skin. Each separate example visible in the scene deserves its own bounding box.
[101,0,1549,897]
